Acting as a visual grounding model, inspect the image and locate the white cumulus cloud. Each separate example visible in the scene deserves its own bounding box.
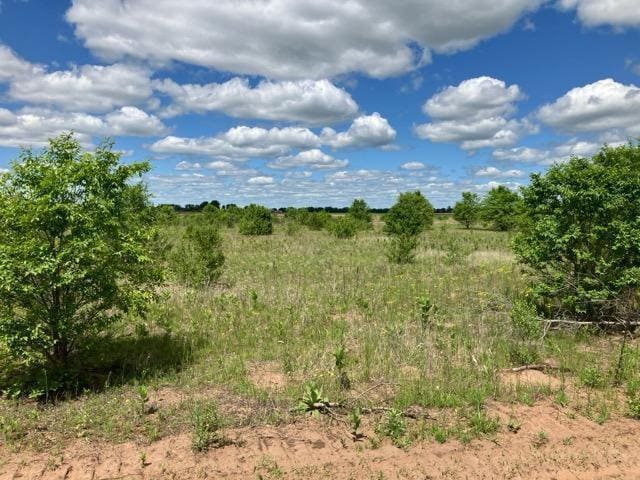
[67,0,543,79]
[154,78,358,124]
[268,149,348,169]
[538,79,640,135]
[559,0,640,27]
[415,76,535,150]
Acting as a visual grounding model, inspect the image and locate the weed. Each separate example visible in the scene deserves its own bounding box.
[532,430,549,448]
[580,366,605,389]
[375,409,407,447]
[190,401,227,452]
[296,382,328,417]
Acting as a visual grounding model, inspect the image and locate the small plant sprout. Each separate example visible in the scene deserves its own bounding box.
[532,430,549,448]
[417,295,435,331]
[333,344,351,390]
[296,382,329,417]
[349,408,363,440]
[507,417,521,433]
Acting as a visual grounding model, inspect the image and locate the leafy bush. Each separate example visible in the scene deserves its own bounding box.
[514,143,640,323]
[348,198,372,229]
[383,191,433,263]
[480,186,523,231]
[0,134,161,367]
[239,204,273,235]
[304,210,332,230]
[453,192,480,229]
[170,223,225,286]
[330,216,358,238]
[384,191,434,237]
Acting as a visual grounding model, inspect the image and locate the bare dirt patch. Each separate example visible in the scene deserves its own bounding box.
[500,369,563,389]
[248,361,287,391]
[3,401,639,479]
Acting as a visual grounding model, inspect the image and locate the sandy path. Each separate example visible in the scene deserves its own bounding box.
[2,401,639,479]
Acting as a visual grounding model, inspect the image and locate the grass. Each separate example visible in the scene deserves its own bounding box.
[1,214,639,451]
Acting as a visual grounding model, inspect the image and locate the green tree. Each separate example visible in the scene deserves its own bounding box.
[0,134,162,367]
[480,186,522,231]
[239,204,273,235]
[384,191,434,237]
[348,198,372,229]
[514,143,640,323]
[384,191,434,263]
[453,192,480,229]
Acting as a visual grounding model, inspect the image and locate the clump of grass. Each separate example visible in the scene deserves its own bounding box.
[375,409,407,447]
[190,401,228,452]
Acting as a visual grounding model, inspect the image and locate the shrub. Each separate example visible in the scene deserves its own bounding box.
[348,198,372,229]
[239,204,273,235]
[384,191,433,263]
[480,186,523,231]
[514,143,640,323]
[330,216,358,239]
[170,223,225,286]
[384,191,434,237]
[0,134,162,367]
[304,210,332,230]
[453,192,480,229]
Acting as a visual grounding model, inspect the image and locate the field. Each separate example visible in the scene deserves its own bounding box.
[1,215,639,479]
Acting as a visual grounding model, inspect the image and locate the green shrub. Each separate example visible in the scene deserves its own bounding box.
[511,297,541,340]
[384,191,434,237]
[348,198,372,229]
[384,191,433,264]
[239,204,273,235]
[514,143,640,323]
[330,216,358,239]
[480,186,523,231]
[170,223,225,286]
[0,134,161,367]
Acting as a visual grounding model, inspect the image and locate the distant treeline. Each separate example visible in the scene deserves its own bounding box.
[159,200,453,214]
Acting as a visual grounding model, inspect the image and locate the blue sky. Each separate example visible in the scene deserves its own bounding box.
[0,0,639,207]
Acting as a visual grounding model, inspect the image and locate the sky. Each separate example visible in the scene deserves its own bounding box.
[0,0,639,208]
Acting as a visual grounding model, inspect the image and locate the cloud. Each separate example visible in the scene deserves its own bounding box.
[67,0,543,79]
[538,79,640,135]
[0,45,43,82]
[473,166,525,177]
[321,113,396,148]
[0,106,167,148]
[175,160,201,170]
[8,63,153,113]
[400,161,426,170]
[559,0,640,27]
[150,113,395,160]
[154,78,358,124]
[247,176,275,185]
[103,106,168,136]
[268,149,348,170]
[493,139,602,165]
[414,76,535,149]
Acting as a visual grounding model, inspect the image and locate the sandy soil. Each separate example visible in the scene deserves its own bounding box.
[2,399,639,480]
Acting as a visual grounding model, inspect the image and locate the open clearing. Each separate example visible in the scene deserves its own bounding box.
[1,218,639,478]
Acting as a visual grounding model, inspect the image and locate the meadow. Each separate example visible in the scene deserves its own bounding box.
[1,212,638,466]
